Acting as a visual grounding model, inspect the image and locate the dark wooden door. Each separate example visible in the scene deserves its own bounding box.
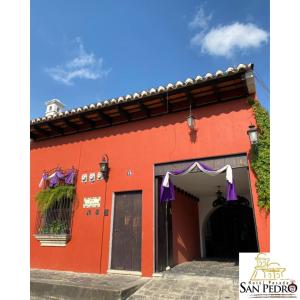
[111,191,142,271]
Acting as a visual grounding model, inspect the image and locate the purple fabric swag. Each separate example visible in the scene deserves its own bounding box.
[49,171,65,188]
[160,162,237,202]
[64,169,75,185]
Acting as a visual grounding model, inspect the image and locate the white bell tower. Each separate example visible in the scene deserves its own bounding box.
[45,99,65,117]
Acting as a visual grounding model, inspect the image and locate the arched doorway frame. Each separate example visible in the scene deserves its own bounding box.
[201,199,259,259]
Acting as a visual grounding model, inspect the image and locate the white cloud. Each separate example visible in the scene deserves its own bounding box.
[46,38,111,85]
[194,22,268,57]
[191,22,269,58]
[189,5,212,30]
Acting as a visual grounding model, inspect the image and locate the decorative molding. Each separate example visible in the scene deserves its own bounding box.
[107,269,142,276]
[34,234,71,247]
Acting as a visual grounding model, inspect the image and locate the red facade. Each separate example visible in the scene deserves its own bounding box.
[30,97,270,277]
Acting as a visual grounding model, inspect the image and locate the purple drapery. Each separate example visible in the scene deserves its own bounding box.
[39,173,48,188]
[226,180,237,202]
[39,169,76,189]
[160,162,237,202]
[65,169,75,185]
[49,171,65,188]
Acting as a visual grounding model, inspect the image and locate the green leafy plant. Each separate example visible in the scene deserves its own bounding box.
[38,221,68,234]
[249,100,270,212]
[36,185,75,213]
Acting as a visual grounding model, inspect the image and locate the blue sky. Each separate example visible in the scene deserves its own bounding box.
[31,0,269,118]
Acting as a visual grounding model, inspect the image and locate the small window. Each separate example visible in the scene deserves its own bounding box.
[49,105,52,111]
[34,169,77,246]
[36,197,73,235]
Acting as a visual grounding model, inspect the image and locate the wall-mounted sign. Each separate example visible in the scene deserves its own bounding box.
[81,173,87,183]
[97,172,104,181]
[83,196,101,208]
[89,173,95,182]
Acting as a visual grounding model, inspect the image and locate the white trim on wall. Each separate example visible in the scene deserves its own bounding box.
[107,192,115,271]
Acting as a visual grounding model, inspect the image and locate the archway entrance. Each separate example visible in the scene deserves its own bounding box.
[154,154,259,272]
[205,204,258,259]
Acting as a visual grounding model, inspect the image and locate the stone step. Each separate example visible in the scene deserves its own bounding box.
[128,277,239,300]
[30,269,148,300]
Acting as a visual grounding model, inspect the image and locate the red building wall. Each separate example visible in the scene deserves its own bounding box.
[30,98,270,277]
[172,189,200,265]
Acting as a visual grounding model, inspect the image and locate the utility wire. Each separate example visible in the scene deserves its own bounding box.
[253,71,270,96]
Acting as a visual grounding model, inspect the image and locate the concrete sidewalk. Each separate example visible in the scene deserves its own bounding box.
[30,269,149,300]
[31,260,239,300]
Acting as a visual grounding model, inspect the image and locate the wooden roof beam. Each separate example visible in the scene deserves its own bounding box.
[117,105,131,121]
[212,84,221,102]
[79,115,96,128]
[186,92,196,109]
[33,125,50,137]
[160,95,172,113]
[30,132,37,140]
[63,119,78,131]
[45,122,64,135]
[138,101,150,118]
[97,110,112,125]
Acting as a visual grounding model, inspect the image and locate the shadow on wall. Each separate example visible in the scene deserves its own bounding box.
[172,189,201,265]
[189,129,198,143]
[173,233,202,265]
[31,99,251,150]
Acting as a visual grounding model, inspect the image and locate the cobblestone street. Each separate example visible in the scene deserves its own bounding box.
[128,260,239,300]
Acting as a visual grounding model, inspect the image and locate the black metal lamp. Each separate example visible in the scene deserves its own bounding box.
[187,103,196,130]
[212,187,226,207]
[99,154,109,180]
[247,124,258,145]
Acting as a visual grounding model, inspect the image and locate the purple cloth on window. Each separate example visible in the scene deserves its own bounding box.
[38,173,49,188]
[49,171,65,188]
[65,170,75,185]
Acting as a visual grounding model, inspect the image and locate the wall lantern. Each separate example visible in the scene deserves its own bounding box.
[187,114,196,130]
[187,103,196,130]
[99,154,109,180]
[247,124,258,145]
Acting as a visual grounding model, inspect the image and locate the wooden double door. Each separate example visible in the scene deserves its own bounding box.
[111,191,142,271]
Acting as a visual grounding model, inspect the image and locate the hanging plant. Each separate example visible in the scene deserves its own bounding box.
[36,185,75,213]
[248,99,270,212]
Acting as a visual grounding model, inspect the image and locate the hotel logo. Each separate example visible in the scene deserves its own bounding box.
[240,253,297,299]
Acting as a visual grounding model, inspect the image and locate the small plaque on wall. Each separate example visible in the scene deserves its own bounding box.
[83,197,101,208]
[81,173,88,183]
[89,173,96,182]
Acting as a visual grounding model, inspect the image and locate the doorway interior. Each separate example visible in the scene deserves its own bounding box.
[155,157,259,272]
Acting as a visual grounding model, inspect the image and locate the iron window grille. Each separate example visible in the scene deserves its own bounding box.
[35,195,75,236]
